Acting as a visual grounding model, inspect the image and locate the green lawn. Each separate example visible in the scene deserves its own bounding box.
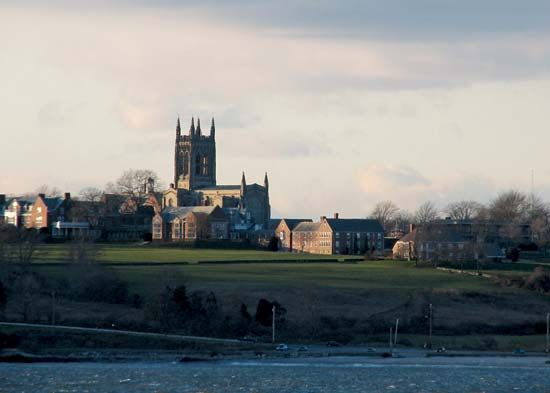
[34,244,355,264]
[106,260,497,296]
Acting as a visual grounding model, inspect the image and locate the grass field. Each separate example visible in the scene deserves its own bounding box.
[110,260,496,294]
[33,244,355,264]
[6,245,550,350]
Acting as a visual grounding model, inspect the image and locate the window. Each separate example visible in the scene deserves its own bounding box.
[183,152,189,176]
[195,154,201,174]
[202,156,209,175]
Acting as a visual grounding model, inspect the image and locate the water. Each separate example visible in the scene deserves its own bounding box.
[1,356,549,392]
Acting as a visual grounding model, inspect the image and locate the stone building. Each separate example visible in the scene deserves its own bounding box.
[392,220,507,262]
[274,214,384,255]
[274,218,313,251]
[162,117,271,230]
[152,205,229,241]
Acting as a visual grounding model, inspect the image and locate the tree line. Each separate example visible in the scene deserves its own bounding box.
[370,190,550,247]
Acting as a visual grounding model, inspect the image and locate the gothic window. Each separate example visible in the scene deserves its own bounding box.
[202,156,209,175]
[195,154,202,175]
[183,152,189,176]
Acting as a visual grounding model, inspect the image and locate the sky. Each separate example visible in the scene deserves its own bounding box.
[1,1,550,218]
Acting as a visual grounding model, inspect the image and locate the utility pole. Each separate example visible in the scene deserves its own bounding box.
[428,303,433,350]
[272,305,276,344]
[51,291,56,325]
[394,318,399,347]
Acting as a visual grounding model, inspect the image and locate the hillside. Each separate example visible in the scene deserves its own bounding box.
[2,246,550,352]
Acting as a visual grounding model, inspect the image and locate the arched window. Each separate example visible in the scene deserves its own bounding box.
[183,152,189,176]
[195,154,201,175]
[202,156,209,175]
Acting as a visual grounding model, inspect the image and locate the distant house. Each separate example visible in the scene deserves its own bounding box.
[393,227,471,261]
[274,218,313,251]
[282,213,384,255]
[392,220,507,262]
[153,205,229,241]
[1,193,67,230]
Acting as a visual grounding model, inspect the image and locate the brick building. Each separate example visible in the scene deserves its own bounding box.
[274,218,313,251]
[274,214,384,255]
[152,205,229,241]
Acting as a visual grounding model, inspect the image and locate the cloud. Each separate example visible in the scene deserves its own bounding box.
[357,165,499,211]
[15,1,550,39]
[359,164,432,205]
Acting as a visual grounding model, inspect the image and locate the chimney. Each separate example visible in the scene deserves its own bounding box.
[333,212,339,219]
[64,192,71,200]
[409,223,415,233]
[0,194,5,205]
[38,193,46,199]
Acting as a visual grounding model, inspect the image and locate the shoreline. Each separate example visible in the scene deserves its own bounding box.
[2,346,549,364]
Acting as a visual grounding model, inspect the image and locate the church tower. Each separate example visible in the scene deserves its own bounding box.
[174,117,217,190]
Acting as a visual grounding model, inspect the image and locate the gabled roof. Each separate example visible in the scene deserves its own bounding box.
[162,206,218,221]
[325,218,384,233]
[398,227,467,243]
[42,197,64,211]
[278,218,313,230]
[293,222,321,232]
[266,219,282,230]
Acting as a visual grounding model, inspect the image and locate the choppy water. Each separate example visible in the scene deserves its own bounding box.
[1,356,549,393]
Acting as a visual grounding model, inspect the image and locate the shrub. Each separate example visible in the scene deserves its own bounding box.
[524,267,550,293]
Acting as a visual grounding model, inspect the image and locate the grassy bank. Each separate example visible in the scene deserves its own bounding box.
[33,244,356,264]
[3,246,550,351]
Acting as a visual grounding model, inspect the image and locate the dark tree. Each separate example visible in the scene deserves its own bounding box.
[0,281,6,311]
[240,303,252,323]
[267,236,279,251]
[173,285,190,312]
[255,299,286,327]
[255,299,273,326]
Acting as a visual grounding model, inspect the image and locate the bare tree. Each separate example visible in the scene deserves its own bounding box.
[488,190,529,222]
[444,201,484,221]
[0,226,43,265]
[370,201,400,231]
[415,201,439,225]
[78,187,104,202]
[69,238,102,264]
[35,184,62,197]
[531,216,550,249]
[394,210,415,232]
[107,169,163,198]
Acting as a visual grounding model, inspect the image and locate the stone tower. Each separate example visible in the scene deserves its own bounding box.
[174,117,217,190]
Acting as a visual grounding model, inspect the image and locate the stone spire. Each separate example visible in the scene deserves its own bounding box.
[196,118,202,136]
[240,172,247,195]
[176,116,181,140]
[264,172,269,190]
[189,117,195,137]
[210,117,215,138]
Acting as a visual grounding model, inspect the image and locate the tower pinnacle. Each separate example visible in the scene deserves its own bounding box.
[210,117,215,138]
[189,117,195,136]
[176,116,181,140]
[196,118,202,136]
